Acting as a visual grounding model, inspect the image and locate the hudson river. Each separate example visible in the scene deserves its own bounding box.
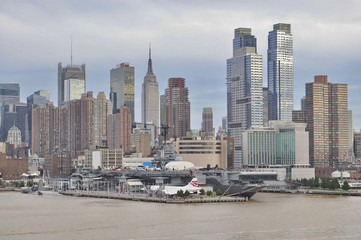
[1,192,361,240]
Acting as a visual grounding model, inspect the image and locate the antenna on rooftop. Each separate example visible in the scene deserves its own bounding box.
[71,35,73,67]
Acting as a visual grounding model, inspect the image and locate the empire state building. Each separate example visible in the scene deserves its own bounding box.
[141,47,159,127]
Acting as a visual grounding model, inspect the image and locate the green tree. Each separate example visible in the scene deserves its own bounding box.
[216,189,222,196]
[199,189,205,195]
[321,178,329,189]
[206,190,212,196]
[342,181,351,191]
[224,190,230,196]
[177,189,184,197]
[19,181,25,188]
[308,178,315,188]
[330,178,340,190]
[314,176,320,188]
[184,190,190,197]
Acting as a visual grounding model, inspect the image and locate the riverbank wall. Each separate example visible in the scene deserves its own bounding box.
[261,188,361,196]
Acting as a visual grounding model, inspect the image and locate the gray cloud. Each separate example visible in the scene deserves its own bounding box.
[1,0,361,130]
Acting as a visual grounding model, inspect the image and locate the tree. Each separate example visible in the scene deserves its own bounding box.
[184,190,190,197]
[314,176,320,188]
[330,178,340,190]
[177,189,184,197]
[342,181,350,191]
[216,189,223,196]
[321,178,329,189]
[206,190,212,196]
[224,190,230,196]
[199,189,205,195]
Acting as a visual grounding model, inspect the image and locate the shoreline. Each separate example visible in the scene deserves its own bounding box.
[261,188,361,197]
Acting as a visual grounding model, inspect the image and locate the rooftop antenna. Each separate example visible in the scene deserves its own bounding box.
[71,35,73,67]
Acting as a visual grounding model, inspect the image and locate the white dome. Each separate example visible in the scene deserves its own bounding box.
[165,161,194,171]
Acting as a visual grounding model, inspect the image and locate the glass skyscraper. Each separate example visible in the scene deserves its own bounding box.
[110,63,135,122]
[268,23,293,121]
[226,27,263,168]
[58,63,86,107]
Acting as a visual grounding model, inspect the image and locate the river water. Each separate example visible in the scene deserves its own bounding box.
[1,192,361,240]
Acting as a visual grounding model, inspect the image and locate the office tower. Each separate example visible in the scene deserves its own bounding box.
[222,117,227,131]
[268,23,293,121]
[0,84,20,139]
[110,63,135,122]
[141,48,159,126]
[64,78,85,102]
[301,96,306,111]
[1,103,27,142]
[26,90,50,147]
[67,92,96,158]
[161,78,191,139]
[201,107,214,137]
[7,125,22,148]
[107,106,132,153]
[160,95,166,127]
[93,92,112,148]
[79,92,95,152]
[243,121,309,167]
[348,110,355,164]
[226,27,263,168]
[132,127,151,157]
[305,75,348,168]
[0,84,20,104]
[32,104,68,157]
[58,63,86,106]
[354,132,361,161]
[262,87,269,125]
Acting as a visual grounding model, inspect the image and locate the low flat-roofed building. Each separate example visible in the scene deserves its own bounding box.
[0,153,28,180]
[85,148,123,169]
[242,121,309,167]
[173,136,234,169]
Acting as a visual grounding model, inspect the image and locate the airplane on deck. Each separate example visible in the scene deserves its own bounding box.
[163,178,200,195]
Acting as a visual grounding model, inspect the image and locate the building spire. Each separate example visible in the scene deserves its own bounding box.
[71,35,73,67]
[147,43,154,75]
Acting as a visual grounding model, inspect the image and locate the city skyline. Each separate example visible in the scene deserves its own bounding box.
[1,1,361,130]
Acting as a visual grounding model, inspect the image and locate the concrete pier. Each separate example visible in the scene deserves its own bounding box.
[59,191,248,204]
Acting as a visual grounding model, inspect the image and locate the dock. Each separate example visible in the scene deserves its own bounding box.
[261,188,361,197]
[59,191,248,204]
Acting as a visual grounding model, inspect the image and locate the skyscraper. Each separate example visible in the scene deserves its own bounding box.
[107,106,132,153]
[110,63,135,122]
[226,27,263,168]
[32,103,68,157]
[58,63,86,107]
[27,90,50,146]
[160,78,191,139]
[201,107,214,137]
[268,23,293,121]
[304,75,348,168]
[0,84,20,104]
[0,84,20,140]
[93,92,112,148]
[141,48,159,127]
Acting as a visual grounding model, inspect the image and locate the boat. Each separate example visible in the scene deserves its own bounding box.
[195,170,266,199]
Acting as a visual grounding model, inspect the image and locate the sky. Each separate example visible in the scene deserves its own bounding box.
[1,0,361,130]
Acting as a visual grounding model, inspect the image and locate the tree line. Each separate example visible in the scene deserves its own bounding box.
[296,177,350,191]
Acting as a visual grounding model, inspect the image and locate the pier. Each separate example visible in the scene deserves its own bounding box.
[59,190,248,204]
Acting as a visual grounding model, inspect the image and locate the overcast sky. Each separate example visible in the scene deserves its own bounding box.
[1,0,361,130]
